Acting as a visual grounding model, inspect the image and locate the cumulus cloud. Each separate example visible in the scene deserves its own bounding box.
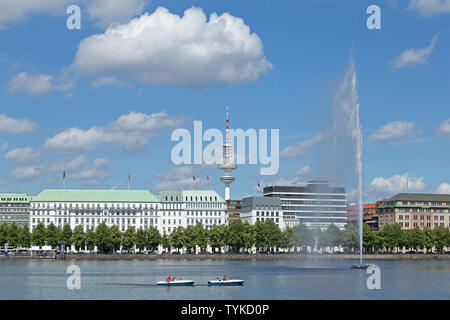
[93,158,109,168]
[153,166,212,192]
[0,0,149,27]
[434,182,450,194]
[391,35,438,68]
[0,0,70,26]
[69,168,110,180]
[86,0,148,27]
[368,121,419,143]
[5,147,39,165]
[408,0,450,16]
[294,165,312,177]
[44,111,187,152]
[91,76,129,88]
[10,165,41,180]
[436,118,450,134]
[365,173,426,199]
[74,6,272,89]
[8,72,74,96]
[0,114,39,134]
[8,155,88,181]
[280,133,324,159]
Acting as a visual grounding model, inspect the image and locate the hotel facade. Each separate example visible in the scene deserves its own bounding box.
[377,193,450,230]
[28,189,227,235]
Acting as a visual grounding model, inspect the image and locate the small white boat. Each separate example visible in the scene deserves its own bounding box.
[156,280,195,286]
[208,279,244,286]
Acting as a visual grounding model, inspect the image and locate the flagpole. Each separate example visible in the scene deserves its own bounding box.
[128,172,130,190]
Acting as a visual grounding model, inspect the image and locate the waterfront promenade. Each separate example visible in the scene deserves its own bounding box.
[58,253,450,261]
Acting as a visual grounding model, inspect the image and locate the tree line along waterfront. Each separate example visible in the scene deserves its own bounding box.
[1,220,450,254]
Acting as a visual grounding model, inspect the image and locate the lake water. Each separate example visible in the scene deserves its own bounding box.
[1,258,449,300]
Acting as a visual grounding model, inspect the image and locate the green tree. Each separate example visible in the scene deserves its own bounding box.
[0,223,9,248]
[109,225,122,253]
[183,225,197,253]
[18,224,31,248]
[85,227,96,252]
[381,223,404,253]
[169,227,185,253]
[31,222,47,249]
[61,224,73,249]
[423,227,435,253]
[344,224,359,253]
[242,222,256,252]
[409,227,425,252]
[135,228,148,252]
[208,224,226,253]
[324,224,341,252]
[226,220,246,253]
[46,223,61,249]
[122,227,136,252]
[281,227,295,252]
[161,232,170,253]
[293,223,312,252]
[433,225,448,254]
[147,227,161,253]
[8,223,21,248]
[95,222,112,253]
[72,225,85,252]
[194,223,209,253]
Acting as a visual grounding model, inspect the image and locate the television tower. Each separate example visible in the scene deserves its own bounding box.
[218,104,237,201]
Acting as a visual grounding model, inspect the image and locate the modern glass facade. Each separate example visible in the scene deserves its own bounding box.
[263,181,347,230]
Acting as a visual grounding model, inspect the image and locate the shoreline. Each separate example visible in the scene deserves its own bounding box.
[57,253,450,261]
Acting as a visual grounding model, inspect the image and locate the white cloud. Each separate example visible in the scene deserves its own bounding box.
[10,165,41,180]
[0,114,39,134]
[434,182,450,194]
[294,165,312,177]
[69,168,110,180]
[436,119,450,134]
[368,121,419,143]
[44,111,187,152]
[91,76,129,88]
[408,0,450,16]
[153,166,212,192]
[8,154,87,181]
[0,0,70,26]
[86,0,148,27]
[365,173,426,199]
[8,72,75,96]
[392,35,438,68]
[93,158,109,168]
[280,133,324,159]
[74,6,272,88]
[5,147,39,164]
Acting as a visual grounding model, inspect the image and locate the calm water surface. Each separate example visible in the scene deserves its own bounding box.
[1,258,449,299]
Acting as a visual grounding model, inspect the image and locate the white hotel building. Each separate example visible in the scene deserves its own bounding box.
[30,189,160,233]
[30,189,227,235]
[157,190,228,234]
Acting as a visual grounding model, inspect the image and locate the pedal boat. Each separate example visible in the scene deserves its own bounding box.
[207,279,244,286]
[157,280,195,286]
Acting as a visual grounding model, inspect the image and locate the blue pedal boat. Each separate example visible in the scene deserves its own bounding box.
[208,279,244,286]
[156,280,195,286]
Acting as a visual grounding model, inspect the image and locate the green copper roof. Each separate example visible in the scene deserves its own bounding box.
[32,189,158,202]
[157,190,225,203]
[387,193,450,203]
[0,193,30,203]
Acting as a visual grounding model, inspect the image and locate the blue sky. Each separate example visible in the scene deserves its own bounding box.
[0,0,449,202]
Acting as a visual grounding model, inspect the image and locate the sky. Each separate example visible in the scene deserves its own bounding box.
[0,0,449,202]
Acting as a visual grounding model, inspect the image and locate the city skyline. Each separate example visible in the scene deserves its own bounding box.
[0,0,449,203]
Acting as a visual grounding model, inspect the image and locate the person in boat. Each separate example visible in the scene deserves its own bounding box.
[166,276,171,282]
[172,276,176,281]
[223,275,228,281]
